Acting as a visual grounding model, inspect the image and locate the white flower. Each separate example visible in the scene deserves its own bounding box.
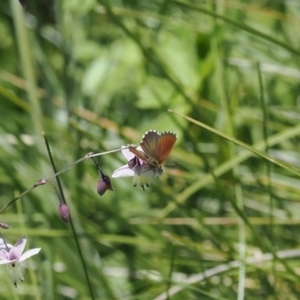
[112,146,163,190]
[0,236,41,287]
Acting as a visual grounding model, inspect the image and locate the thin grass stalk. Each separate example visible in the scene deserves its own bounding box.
[160,112,300,217]
[129,217,300,226]
[42,258,54,300]
[173,1,300,57]
[169,111,300,176]
[0,84,30,111]
[10,0,43,150]
[208,172,299,281]
[32,37,65,98]
[257,63,277,298]
[165,245,176,300]
[213,32,245,300]
[43,134,95,300]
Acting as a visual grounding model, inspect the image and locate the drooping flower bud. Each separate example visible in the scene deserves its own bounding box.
[0,223,9,229]
[97,174,113,196]
[58,203,70,223]
[88,153,114,196]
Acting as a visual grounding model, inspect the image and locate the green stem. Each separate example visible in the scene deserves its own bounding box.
[43,134,95,300]
[257,63,277,297]
[169,110,300,177]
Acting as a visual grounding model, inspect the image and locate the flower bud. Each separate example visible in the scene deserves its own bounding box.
[34,179,47,188]
[58,203,70,223]
[97,175,113,196]
[0,223,9,229]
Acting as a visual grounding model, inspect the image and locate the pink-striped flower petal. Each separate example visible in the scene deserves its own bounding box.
[120,146,144,161]
[8,237,26,261]
[112,165,135,178]
[0,259,11,265]
[19,248,41,262]
[0,251,9,260]
[120,146,135,161]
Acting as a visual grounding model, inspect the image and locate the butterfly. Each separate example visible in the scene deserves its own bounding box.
[128,130,177,167]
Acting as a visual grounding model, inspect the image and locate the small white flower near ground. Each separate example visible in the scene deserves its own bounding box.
[0,236,41,287]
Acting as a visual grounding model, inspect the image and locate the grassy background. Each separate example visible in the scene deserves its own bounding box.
[1,0,300,299]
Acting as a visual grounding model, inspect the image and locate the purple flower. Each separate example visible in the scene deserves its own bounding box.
[0,237,41,287]
[112,146,163,190]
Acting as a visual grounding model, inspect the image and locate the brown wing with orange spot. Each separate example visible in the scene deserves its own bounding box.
[155,132,177,165]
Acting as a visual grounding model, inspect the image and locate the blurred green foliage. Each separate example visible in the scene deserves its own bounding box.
[1,0,300,299]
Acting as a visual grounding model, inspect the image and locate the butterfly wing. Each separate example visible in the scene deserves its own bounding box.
[130,130,177,166]
[128,146,149,162]
[141,130,177,165]
[156,132,177,165]
[140,130,160,157]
